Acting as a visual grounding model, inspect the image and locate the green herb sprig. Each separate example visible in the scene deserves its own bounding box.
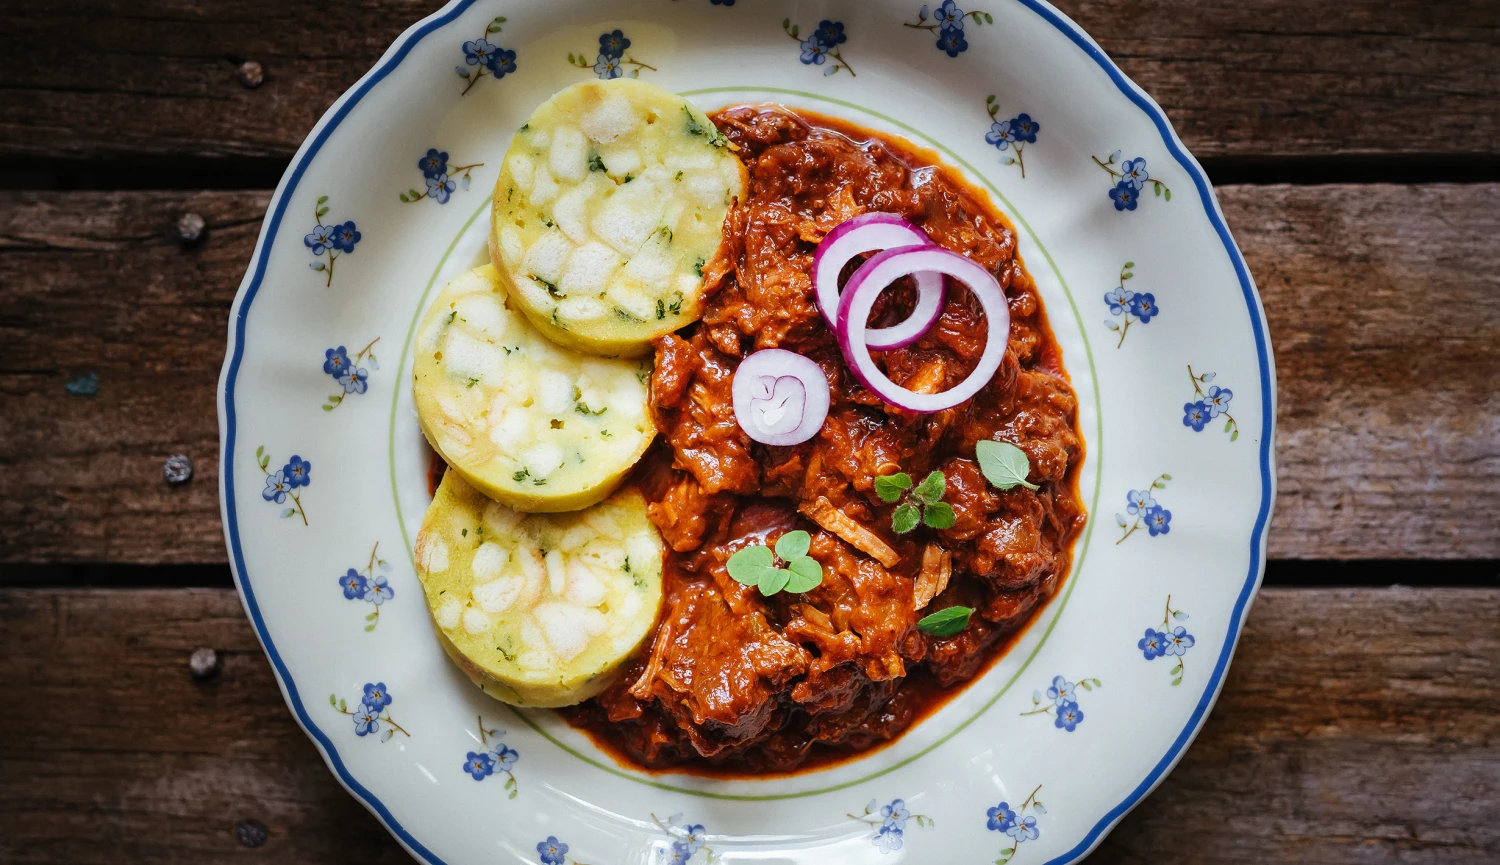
[726,530,823,597]
[875,469,956,533]
[975,440,1040,491]
[683,105,729,148]
[916,605,973,637]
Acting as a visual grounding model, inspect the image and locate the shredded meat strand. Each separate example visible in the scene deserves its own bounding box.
[914,544,953,610]
[800,496,901,567]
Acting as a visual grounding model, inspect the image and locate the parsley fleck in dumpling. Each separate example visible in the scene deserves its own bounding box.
[416,472,664,708]
[412,264,654,513]
[489,78,746,357]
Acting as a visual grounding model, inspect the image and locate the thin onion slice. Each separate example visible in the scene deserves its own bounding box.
[731,349,832,446]
[836,245,1010,414]
[812,213,945,350]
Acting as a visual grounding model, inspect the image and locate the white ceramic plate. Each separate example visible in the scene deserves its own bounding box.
[218,1,1275,862]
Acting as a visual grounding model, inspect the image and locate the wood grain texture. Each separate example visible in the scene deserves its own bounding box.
[0,1,1496,162]
[0,191,268,565]
[2,185,1497,564]
[1227,184,1500,558]
[0,586,1495,863]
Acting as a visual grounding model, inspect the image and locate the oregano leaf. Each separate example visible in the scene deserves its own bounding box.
[917,605,973,637]
[774,529,811,562]
[726,545,777,587]
[912,470,945,505]
[784,556,823,593]
[873,471,912,503]
[759,567,791,596]
[922,501,956,529]
[975,439,1040,490]
[891,502,921,534]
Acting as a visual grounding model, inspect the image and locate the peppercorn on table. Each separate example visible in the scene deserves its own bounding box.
[1,1,1498,862]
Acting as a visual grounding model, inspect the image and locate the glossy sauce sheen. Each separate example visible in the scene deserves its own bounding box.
[556,104,1087,776]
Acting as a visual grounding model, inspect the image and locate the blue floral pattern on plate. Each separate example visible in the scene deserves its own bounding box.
[303,195,360,286]
[650,813,713,863]
[1139,595,1195,685]
[1023,675,1100,732]
[1102,261,1157,347]
[330,682,410,742]
[849,798,934,853]
[983,95,1038,177]
[570,29,656,79]
[1184,365,1238,440]
[457,16,516,95]
[783,18,855,76]
[1092,150,1172,211]
[904,2,994,57]
[322,337,380,410]
[988,784,1045,864]
[464,714,520,798]
[402,149,483,205]
[1115,473,1171,544]
[255,445,310,524]
[339,542,393,631]
[535,836,591,865]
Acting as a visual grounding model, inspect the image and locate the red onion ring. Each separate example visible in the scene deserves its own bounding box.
[812,213,945,350]
[731,349,831,446]
[836,245,1010,414]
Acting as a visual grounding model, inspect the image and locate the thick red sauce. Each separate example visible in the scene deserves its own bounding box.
[561,105,1086,776]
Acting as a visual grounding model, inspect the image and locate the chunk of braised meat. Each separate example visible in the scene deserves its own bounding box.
[782,532,914,685]
[626,567,810,757]
[651,332,760,496]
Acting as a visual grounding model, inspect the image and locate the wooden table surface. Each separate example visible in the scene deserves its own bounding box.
[2,1,1497,862]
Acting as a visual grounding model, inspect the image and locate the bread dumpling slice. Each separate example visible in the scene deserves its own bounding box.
[489,78,747,357]
[415,471,664,708]
[412,264,654,513]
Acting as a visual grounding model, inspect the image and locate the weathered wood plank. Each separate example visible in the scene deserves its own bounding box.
[0,586,1495,863]
[0,191,267,565]
[1229,184,1500,558]
[0,185,1497,564]
[0,1,1495,162]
